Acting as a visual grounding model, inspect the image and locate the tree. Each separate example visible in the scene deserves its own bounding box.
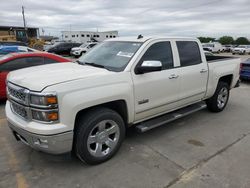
[218,36,234,45]
[235,37,250,45]
[198,37,215,43]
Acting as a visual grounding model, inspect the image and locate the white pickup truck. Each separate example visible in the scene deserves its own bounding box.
[5,36,240,164]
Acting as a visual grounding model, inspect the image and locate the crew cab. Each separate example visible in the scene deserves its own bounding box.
[5,36,241,165]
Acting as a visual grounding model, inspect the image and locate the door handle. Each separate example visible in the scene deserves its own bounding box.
[169,74,179,79]
[200,69,208,73]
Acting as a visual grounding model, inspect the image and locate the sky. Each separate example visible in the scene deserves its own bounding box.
[0,0,250,39]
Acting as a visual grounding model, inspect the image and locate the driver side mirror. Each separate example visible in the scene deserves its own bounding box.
[136,60,162,74]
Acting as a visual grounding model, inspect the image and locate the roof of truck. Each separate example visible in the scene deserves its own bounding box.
[107,36,197,42]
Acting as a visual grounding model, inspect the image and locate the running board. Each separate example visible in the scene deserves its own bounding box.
[135,102,207,133]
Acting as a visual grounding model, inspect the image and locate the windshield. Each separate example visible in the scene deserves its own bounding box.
[78,41,142,71]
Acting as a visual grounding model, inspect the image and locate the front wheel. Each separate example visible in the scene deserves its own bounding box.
[206,82,230,112]
[75,107,125,165]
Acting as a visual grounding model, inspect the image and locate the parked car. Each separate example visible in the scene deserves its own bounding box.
[0,45,37,55]
[232,45,250,55]
[222,45,234,52]
[240,58,250,80]
[46,42,81,55]
[5,36,240,164]
[202,42,223,53]
[70,42,98,57]
[0,41,27,47]
[0,52,70,99]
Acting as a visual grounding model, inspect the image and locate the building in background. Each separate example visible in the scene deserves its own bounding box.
[0,25,39,42]
[61,30,118,43]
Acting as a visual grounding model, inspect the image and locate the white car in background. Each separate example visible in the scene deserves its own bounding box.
[232,45,250,55]
[202,42,223,53]
[70,42,98,57]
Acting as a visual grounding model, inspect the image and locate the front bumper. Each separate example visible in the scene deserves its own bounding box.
[6,101,73,154]
[8,121,73,154]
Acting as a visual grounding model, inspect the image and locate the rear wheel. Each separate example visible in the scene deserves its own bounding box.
[75,107,125,165]
[206,82,230,112]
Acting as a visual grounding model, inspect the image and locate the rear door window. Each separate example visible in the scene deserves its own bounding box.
[176,41,202,66]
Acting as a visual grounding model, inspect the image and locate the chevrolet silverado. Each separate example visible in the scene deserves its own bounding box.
[5,36,241,164]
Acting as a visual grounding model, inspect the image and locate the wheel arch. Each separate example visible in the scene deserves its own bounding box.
[218,74,233,88]
[74,100,129,129]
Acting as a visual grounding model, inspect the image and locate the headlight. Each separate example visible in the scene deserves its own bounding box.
[30,93,57,108]
[29,92,59,123]
[31,109,59,122]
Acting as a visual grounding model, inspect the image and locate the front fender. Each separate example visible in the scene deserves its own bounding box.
[59,82,134,130]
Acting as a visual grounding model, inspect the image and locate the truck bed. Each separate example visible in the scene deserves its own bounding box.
[205,55,241,98]
[206,55,238,63]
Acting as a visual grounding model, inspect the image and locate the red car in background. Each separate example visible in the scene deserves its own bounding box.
[0,52,71,99]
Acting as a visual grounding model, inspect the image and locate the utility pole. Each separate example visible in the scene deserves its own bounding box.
[22,6,28,40]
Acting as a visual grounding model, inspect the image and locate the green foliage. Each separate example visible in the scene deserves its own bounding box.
[218,36,234,45]
[198,37,215,43]
[235,37,250,45]
[198,36,250,45]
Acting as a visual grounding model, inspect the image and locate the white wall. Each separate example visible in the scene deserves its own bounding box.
[62,31,118,43]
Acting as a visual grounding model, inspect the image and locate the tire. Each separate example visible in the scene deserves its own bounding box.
[75,107,125,165]
[206,82,230,112]
[232,53,235,55]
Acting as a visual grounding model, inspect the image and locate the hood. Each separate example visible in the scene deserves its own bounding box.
[7,63,112,91]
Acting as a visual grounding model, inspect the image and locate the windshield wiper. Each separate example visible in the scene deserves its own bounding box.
[85,62,112,71]
[85,62,105,68]
[77,61,110,71]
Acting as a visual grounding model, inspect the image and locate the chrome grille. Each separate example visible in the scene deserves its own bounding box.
[7,83,28,105]
[10,101,28,119]
[8,87,26,101]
